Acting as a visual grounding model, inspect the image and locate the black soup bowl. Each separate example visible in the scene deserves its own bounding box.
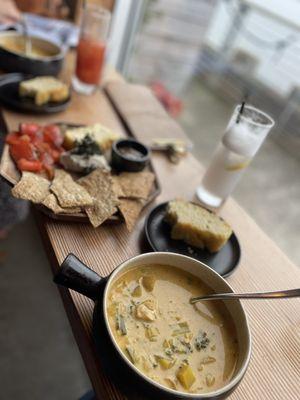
[54,252,251,399]
[0,32,64,76]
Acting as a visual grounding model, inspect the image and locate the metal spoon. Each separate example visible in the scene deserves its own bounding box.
[190,288,300,304]
[21,17,31,56]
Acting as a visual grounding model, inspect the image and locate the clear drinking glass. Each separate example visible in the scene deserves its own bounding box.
[196,105,275,208]
[72,4,111,95]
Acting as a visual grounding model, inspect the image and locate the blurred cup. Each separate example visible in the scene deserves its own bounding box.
[196,104,275,208]
[72,4,111,95]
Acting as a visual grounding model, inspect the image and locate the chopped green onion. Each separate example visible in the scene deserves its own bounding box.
[171,322,190,336]
[116,314,127,335]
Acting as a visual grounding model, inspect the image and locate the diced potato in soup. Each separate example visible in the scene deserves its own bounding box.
[107,264,238,394]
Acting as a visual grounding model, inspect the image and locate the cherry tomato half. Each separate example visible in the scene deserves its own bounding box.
[10,140,36,162]
[43,125,63,147]
[5,132,20,145]
[17,158,43,172]
[19,123,40,137]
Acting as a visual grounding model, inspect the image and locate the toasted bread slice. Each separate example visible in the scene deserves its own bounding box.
[165,200,232,252]
[63,124,120,152]
[19,76,69,106]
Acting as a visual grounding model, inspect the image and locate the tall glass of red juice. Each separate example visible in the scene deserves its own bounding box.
[72,5,111,94]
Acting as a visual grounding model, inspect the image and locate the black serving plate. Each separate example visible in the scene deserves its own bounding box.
[145,202,241,278]
[0,73,71,114]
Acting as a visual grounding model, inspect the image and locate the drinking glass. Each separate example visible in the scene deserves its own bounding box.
[72,4,111,95]
[196,105,275,208]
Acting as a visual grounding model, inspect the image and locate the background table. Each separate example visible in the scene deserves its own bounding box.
[2,57,300,399]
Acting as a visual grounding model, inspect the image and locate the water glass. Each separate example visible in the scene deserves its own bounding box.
[196,105,275,208]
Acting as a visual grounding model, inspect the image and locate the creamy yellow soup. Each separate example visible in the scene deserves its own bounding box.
[107,264,238,394]
[0,37,55,58]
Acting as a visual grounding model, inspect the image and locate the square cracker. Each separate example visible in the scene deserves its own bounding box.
[78,168,119,227]
[115,171,155,200]
[51,169,93,208]
[118,198,144,232]
[12,172,50,203]
[42,193,81,214]
[111,176,125,198]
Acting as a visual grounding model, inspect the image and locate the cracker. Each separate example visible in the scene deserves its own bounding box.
[51,169,93,208]
[78,168,119,227]
[111,176,125,198]
[12,172,50,203]
[116,171,155,200]
[42,193,81,214]
[118,198,144,232]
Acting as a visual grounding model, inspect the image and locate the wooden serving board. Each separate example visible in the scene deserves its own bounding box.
[0,98,161,223]
[0,143,18,185]
[105,81,192,148]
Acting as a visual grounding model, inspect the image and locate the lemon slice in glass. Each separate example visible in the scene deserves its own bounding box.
[226,161,250,171]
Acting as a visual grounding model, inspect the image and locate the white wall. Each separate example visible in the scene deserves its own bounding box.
[127,0,217,94]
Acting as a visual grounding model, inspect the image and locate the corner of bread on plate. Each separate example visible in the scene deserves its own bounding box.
[165,199,232,253]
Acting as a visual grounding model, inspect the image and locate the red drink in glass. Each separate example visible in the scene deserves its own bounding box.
[73,5,111,94]
[75,37,106,85]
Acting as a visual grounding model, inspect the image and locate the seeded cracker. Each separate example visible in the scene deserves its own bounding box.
[78,168,119,227]
[51,169,93,208]
[42,193,81,214]
[12,172,50,203]
[118,198,144,232]
[111,175,125,198]
[115,171,155,199]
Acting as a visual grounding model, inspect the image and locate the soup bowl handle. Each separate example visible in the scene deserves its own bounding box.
[54,253,105,301]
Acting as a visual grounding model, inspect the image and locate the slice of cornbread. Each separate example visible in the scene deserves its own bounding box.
[63,124,120,152]
[165,200,232,253]
[19,76,69,105]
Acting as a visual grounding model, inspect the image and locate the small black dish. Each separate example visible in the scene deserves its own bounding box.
[0,73,71,114]
[145,202,241,278]
[111,138,150,172]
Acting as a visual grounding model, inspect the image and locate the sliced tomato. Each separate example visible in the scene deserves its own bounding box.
[10,140,36,162]
[49,148,62,163]
[6,132,20,145]
[30,130,44,145]
[17,158,43,172]
[19,134,32,143]
[43,124,63,147]
[19,123,40,137]
[8,123,63,175]
[43,163,55,180]
[35,141,51,154]
[40,151,54,165]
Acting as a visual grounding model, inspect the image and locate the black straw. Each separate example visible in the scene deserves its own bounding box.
[236,91,250,124]
[236,101,246,124]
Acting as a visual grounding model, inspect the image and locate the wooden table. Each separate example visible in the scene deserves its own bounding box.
[2,57,300,400]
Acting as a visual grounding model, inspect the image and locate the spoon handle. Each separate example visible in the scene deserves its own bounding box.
[21,16,31,56]
[190,288,300,304]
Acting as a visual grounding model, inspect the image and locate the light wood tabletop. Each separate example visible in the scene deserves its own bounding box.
[2,55,300,400]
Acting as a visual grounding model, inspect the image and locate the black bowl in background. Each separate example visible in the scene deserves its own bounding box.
[0,32,64,76]
[111,138,150,172]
